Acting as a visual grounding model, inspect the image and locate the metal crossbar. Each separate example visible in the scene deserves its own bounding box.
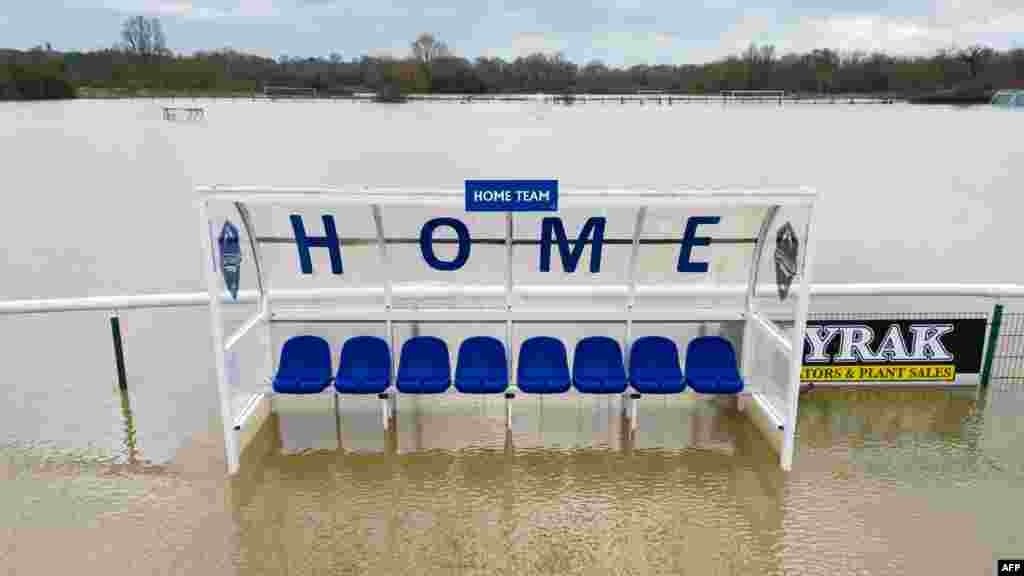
[255,236,758,246]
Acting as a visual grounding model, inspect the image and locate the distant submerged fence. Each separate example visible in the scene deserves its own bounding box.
[74,91,903,105]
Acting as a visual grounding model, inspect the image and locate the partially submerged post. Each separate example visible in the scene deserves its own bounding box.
[110,312,128,391]
[980,303,1004,391]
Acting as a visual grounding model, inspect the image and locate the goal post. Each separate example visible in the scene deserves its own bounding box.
[263,85,318,99]
[197,185,820,474]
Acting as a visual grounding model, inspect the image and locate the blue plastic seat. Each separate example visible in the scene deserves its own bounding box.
[455,336,508,394]
[272,335,333,394]
[573,336,627,394]
[517,337,571,394]
[629,336,685,394]
[685,336,743,394]
[335,336,391,394]
[397,336,451,394]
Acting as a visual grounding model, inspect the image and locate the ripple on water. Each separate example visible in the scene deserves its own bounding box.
[3,387,1024,574]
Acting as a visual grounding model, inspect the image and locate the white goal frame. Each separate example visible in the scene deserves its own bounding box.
[263,85,318,99]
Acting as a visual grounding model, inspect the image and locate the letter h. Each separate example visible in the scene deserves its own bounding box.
[290,214,343,274]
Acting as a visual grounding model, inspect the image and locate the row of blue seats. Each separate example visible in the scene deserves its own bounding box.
[273,335,743,396]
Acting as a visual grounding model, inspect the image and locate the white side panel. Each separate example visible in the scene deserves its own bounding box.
[198,200,240,475]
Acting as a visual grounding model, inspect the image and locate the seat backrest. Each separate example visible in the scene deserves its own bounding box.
[518,336,568,375]
[400,336,451,373]
[628,335,684,394]
[685,336,738,373]
[457,337,507,373]
[279,335,332,374]
[572,336,626,394]
[455,336,508,393]
[339,336,391,376]
[630,336,680,370]
[574,336,625,373]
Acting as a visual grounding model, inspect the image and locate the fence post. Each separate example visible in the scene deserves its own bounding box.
[979,303,1003,390]
[110,312,128,391]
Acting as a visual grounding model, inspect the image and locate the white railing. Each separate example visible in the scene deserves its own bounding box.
[2,283,1024,316]
[1,281,1015,476]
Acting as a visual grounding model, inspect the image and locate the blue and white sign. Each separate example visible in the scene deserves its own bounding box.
[465,180,558,212]
[218,220,242,300]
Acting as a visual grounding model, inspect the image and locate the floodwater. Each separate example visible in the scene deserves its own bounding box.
[2,99,1024,574]
[4,387,1022,574]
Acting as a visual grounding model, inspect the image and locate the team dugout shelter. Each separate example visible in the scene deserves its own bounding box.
[197,183,820,474]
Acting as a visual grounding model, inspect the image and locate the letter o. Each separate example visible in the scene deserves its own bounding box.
[420,217,471,271]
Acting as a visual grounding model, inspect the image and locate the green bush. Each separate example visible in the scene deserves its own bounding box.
[1,62,77,100]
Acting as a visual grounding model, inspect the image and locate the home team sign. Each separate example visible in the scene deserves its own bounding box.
[465,180,559,212]
[801,319,987,383]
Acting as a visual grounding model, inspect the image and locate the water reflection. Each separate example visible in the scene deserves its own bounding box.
[228,392,785,574]
[268,391,748,458]
[5,387,1024,575]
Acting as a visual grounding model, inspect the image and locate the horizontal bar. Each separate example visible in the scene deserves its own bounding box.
[5,283,1024,316]
[270,307,746,323]
[0,291,242,315]
[256,237,758,246]
[273,284,745,299]
[273,317,732,325]
[809,284,1024,298]
[208,195,818,210]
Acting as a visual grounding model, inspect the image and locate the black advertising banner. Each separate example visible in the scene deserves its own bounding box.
[801,319,987,382]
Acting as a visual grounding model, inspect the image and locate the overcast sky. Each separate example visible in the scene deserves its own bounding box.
[3,1,1022,65]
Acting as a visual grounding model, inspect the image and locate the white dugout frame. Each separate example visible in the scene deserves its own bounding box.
[197,186,820,474]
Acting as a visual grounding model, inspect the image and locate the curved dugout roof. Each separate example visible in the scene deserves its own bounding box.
[197,186,819,208]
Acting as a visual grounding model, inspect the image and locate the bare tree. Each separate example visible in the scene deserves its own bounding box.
[957,45,994,78]
[121,16,167,60]
[743,43,759,89]
[411,33,450,65]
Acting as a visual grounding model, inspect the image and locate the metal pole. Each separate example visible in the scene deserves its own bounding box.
[379,392,390,430]
[782,203,818,472]
[198,200,240,475]
[980,303,1004,390]
[505,391,514,430]
[629,393,640,430]
[110,312,128,391]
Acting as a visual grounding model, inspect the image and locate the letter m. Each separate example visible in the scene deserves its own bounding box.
[540,217,606,273]
[290,214,343,274]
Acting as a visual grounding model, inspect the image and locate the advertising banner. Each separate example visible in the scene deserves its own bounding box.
[801,319,987,382]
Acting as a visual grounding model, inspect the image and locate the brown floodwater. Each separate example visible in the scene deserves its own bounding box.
[3,100,1024,576]
[3,385,1021,575]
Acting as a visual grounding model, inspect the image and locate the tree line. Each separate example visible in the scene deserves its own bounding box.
[2,23,1023,100]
